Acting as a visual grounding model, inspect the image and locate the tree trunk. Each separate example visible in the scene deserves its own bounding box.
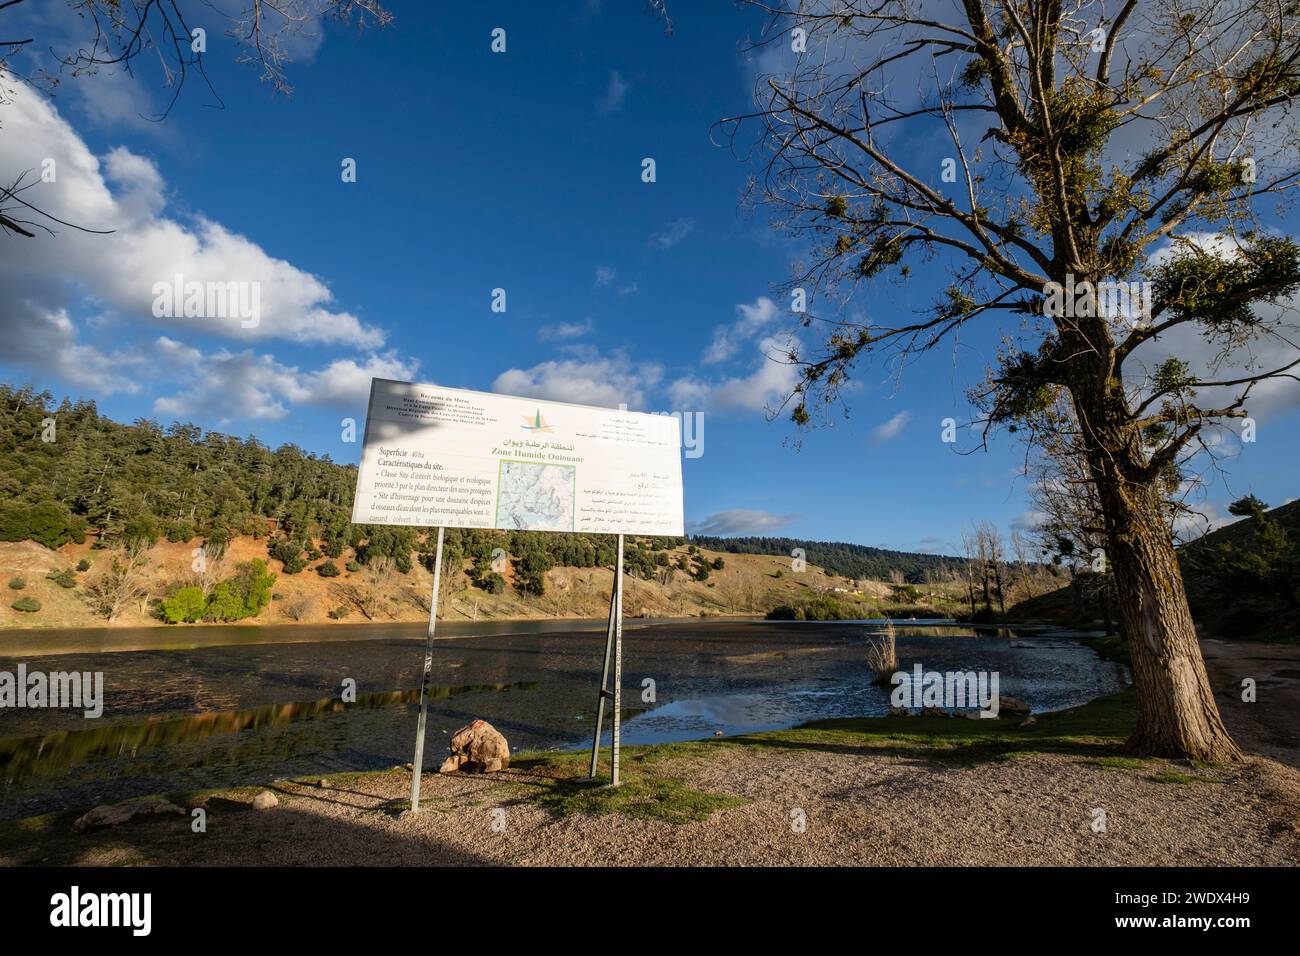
[1091,462,1242,761]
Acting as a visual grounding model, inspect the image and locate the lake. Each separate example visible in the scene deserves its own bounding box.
[0,619,1128,820]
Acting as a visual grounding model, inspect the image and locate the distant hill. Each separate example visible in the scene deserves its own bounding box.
[1010,498,1300,642]
[689,535,962,584]
[1179,498,1300,641]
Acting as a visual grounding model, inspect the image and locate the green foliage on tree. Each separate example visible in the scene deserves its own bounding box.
[159,559,276,624]
[316,560,340,577]
[161,586,208,624]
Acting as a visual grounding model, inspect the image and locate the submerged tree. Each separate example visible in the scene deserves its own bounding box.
[725,0,1300,759]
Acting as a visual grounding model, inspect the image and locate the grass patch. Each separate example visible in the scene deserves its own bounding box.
[716,689,1138,767]
[1148,771,1218,785]
[525,775,745,824]
[508,743,744,824]
[1085,756,1148,771]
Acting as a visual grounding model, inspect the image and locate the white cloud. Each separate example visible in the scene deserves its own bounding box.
[703,296,780,364]
[671,334,800,414]
[152,342,418,423]
[594,265,616,287]
[538,320,594,341]
[688,510,795,535]
[869,410,912,444]
[649,217,696,250]
[492,350,663,409]
[0,82,385,354]
[597,70,628,115]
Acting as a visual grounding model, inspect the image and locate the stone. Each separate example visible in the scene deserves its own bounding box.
[318,779,329,788]
[250,790,279,810]
[73,797,185,833]
[441,719,510,774]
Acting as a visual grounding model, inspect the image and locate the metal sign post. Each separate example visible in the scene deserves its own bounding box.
[588,533,625,786]
[409,525,445,812]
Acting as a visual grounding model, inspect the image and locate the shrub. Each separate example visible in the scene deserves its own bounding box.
[282,556,305,575]
[45,568,77,589]
[476,571,506,594]
[317,560,340,578]
[7,577,24,590]
[328,605,352,620]
[711,557,725,570]
[161,586,208,624]
[11,596,41,613]
[76,559,91,572]
[345,560,361,572]
[199,559,278,623]
[166,520,195,543]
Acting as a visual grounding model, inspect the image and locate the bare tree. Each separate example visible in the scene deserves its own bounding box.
[83,540,150,621]
[719,0,1300,759]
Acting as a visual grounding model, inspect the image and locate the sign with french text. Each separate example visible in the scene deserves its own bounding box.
[352,379,684,535]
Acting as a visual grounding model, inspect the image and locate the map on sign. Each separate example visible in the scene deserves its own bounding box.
[352,379,684,536]
[495,461,576,531]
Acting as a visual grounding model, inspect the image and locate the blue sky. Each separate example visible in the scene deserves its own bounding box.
[1,1,1296,554]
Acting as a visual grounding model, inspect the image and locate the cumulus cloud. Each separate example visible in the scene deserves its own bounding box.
[869,410,911,444]
[671,334,800,414]
[0,82,385,358]
[688,509,795,535]
[492,350,663,409]
[152,342,418,423]
[703,296,780,364]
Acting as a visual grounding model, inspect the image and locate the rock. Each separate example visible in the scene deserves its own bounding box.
[1020,715,1037,727]
[442,719,510,774]
[73,797,185,833]
[887,706,912,717]
[251,790,279,810]
[997,696,1032,718]
[318,779,329,788]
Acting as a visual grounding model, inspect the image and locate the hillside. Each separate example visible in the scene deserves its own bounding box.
[1010,498,1300,642]
[0,383,974,629]
[0,534,965,630]
[690,535,962,583]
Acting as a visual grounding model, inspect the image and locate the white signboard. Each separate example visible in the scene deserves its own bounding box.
[352,379,685,536]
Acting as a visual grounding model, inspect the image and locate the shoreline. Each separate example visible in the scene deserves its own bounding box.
[5,690,1297,867]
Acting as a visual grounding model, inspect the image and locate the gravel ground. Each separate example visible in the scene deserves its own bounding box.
[10,744,1298,867]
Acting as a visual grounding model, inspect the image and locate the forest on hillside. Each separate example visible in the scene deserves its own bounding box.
[0,385,962,592]
[691,535,962,584]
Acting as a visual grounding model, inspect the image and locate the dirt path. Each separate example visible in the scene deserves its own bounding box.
[1200,638,1300,768]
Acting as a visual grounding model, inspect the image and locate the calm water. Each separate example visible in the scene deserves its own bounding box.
[0,619,1128,820]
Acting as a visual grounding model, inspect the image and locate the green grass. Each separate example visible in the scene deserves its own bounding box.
[1085,756,1148,771]
[1147,771,1218,785]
